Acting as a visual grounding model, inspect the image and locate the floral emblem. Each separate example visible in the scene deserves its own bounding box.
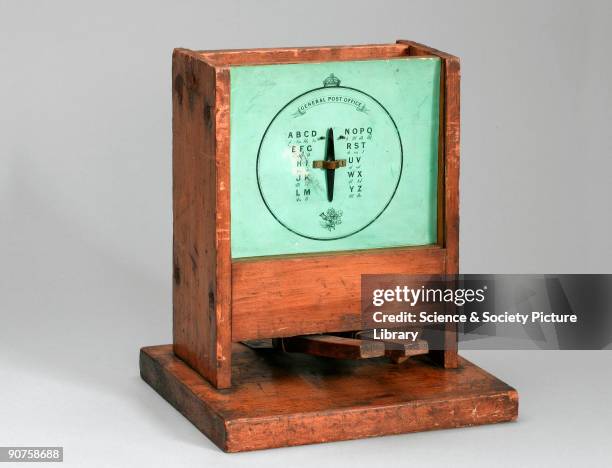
[320,208,343,231]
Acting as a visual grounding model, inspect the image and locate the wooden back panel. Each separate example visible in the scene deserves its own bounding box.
[198,43,411,66]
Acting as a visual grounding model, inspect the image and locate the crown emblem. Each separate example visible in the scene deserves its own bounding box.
[323,73,341,87]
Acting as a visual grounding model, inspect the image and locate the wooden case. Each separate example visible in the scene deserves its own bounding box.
[171,40,460,389]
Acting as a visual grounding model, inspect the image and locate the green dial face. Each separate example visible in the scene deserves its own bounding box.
[230,58,441,259]
[257,80,403,240]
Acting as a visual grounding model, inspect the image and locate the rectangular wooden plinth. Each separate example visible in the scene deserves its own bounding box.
[140,344,518,452]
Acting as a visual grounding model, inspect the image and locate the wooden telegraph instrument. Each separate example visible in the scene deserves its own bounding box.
[140,40,518,452]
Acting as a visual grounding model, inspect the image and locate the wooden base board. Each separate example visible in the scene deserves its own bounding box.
[140,344,518,452]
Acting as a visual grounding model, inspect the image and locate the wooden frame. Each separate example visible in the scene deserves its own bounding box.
[172,40,460,389]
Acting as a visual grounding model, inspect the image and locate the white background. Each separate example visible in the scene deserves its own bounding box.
[1,1,611,466]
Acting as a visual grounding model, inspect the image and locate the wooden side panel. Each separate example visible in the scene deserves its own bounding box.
[172,50,232,388]
[400,40,460,271]
[400,40,461,368]
[197,43,410,66]
[231,247,446,341]
[213,67,233,386]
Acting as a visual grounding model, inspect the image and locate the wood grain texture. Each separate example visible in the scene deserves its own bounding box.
[172,41,462,383]
[172,49,232,389]
[197,43,411,66]
[140,344,518,452]
[231,246,446,341]
[148,42,516,454]
[400,40,461,368]
[280,335,386,359]
[399,40,460,272]
[213,67,233,386]
[355,331,429,363]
